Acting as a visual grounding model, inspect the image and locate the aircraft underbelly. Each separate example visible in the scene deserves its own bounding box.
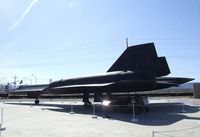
[109,80,156,92]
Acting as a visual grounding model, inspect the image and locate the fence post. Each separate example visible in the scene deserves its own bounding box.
[130,99,138,122]
[70,102,74,114]
[181,100,187,113]
[152,131,155,137]
[92,103,97,118]
[0,108,6,137]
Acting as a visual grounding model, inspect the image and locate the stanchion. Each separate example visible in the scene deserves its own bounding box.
[130,99,138,122]
[40,100,46,110]
[181,100,187,113]
[0,108,6,137]
[92,104,97,118]
[70,102,74,114]
[152,131,155,137]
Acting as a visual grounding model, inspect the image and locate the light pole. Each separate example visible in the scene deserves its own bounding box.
[32,74,37,84]
[14,75,17,90]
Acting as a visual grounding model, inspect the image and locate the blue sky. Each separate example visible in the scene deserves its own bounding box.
[0,0,200,84]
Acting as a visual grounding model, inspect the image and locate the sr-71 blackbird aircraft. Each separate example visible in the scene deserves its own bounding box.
[8,43,193,110]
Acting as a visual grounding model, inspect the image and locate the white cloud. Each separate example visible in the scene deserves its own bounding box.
[9,0,39,31]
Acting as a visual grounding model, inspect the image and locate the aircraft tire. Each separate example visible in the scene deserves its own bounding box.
[35,99,40,105]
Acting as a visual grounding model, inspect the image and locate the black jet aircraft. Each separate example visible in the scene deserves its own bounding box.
[8,43,193,108]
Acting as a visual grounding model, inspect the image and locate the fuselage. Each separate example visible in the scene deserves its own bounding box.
[47,71,157,94]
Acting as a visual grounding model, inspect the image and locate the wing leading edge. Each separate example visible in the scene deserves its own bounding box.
[8,84,48,93]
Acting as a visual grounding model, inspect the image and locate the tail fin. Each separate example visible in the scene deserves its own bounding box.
[155,57,170,77]
[107,43,170,77]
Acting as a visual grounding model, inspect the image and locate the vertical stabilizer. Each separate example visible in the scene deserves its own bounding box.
[107,43,170,77]
[155,57,170,77]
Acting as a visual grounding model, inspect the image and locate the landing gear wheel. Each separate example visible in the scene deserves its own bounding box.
[35,99,40,105]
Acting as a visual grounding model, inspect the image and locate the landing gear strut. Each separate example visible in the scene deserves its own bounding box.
[83,92,92,107]
[133,95,149,114]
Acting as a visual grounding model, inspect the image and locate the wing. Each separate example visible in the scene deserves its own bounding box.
[8,84,48,94]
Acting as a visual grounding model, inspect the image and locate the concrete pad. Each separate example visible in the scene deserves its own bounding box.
[0,97,200,137]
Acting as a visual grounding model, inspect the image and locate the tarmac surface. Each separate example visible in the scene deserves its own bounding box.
[0,97,200,137]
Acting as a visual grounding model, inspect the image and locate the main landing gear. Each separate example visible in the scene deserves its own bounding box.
[131,95,149,114]
[35,98,40,105]
[103,95,149,114]
[27,93,40,105]
[83,92,92,107]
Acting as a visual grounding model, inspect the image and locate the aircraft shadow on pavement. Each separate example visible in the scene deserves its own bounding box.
[5,102,200,126]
